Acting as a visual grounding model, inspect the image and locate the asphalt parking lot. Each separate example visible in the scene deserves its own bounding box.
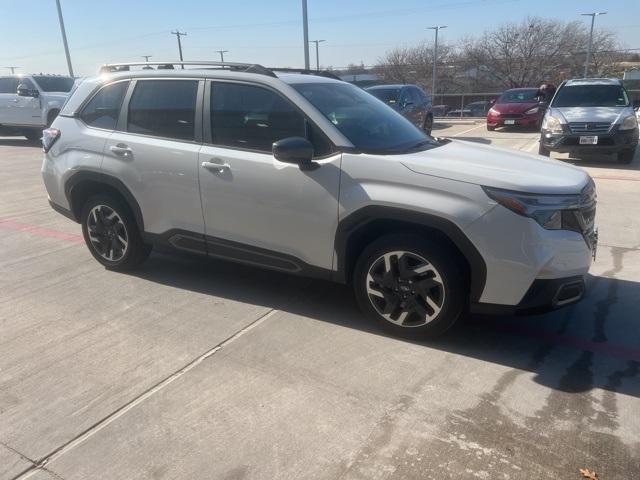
[1,123,639,480]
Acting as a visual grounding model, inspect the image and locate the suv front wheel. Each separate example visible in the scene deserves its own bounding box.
[354,235,467,339]
[80,194,151,270]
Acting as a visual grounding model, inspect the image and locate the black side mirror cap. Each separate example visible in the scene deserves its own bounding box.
[273,137,316,170]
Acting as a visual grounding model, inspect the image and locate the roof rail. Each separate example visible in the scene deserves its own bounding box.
[99,61,276,77]
[268,68,341,80]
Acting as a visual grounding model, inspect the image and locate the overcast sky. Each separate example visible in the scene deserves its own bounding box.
[2,0,639,77]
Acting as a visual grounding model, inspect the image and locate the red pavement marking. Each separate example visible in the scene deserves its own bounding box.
[591,175,640,182]
[0,218,84,244]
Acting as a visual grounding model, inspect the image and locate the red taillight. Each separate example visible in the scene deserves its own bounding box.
[42,128,60,153]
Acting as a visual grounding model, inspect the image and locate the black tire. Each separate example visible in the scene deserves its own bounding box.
[538,141,550,157]
[423,114,434,135]
[353,234,468,339]
[617,149,635,164]
[80,194,151,270]
[486,125,496,131]
[24,130,41,143]
[47,109,59,127]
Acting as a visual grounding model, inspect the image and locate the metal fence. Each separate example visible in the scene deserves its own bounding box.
[433,89,640,119]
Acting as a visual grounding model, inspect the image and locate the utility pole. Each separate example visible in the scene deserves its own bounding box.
[141,55,152,62]
[427,25,447,102]
[216,50,229,62]
[4,66,19,74]
[302,0,310,69]
[581,12,606,78]
[55,0,74,77]
[309,40,325,71]
[171,30,187,69]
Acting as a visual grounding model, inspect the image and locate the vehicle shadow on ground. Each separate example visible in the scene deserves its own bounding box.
[127,250,640,399]
[559,153,639,171]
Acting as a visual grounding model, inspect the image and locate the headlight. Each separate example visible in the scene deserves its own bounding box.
[541,115,563,133]
[619,115,638,131]
[488,107,498,115]
[524,106,539,115]
[483,186,582,230]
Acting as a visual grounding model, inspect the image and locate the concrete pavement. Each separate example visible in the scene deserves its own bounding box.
[1,127,639,480]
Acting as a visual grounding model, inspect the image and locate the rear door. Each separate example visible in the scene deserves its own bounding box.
[197,80,341,273]
[102,79,205,241]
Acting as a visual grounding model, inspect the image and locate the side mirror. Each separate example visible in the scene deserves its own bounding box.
[402,101,414,108]
[489,99,496,105]
[17,84,39,97]
[538,100,548,107]
[273,137,315,170]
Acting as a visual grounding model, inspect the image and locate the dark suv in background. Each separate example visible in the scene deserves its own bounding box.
[366,84,433,134]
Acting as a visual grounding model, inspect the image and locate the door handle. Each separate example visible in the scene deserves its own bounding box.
[110,144,132,157]
[201,160,230,172]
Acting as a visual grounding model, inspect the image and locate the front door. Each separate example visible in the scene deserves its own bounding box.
[13,78,42,125]
[0,77,19,124]
[198,81,341,274]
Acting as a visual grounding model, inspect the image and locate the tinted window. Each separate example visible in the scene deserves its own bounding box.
[80,82,128,130]
[32,76,74,92]
[211,83,306,152]
[497,89,538,104]
[552,85,629,108]
[0,77,19,94]
[128,80,198,141]
[409,87,423,104]
[293,82,434,153]
[367,87,401,105]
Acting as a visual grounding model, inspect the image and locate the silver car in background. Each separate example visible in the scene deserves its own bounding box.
[539,78,638,163]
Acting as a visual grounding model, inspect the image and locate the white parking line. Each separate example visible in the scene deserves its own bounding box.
[451,123,486,137]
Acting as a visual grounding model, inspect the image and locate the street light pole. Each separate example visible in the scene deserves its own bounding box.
[171,30,187,69]
[302,0,310,69]
[216,50,229,62]
[309,40,325,71]
[581,12,606,77]
[427,25,447,102]
[55,0,74,77]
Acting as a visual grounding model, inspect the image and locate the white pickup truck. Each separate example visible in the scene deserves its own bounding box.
[0,75,75,141]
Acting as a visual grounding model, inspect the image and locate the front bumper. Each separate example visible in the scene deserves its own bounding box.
[541,125,638,154]
[487,114,540,128]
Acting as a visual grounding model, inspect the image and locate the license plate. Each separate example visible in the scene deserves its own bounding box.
[580,136,598,145]
[504,119,515,125]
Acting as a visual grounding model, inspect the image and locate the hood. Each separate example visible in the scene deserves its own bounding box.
[401,140,589,194]
[551,106,630,124]
[492,101,538,114]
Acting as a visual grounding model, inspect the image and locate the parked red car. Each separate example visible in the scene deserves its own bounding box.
[486,88,544,131]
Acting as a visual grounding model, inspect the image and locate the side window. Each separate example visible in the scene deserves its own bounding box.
[211,82,306,152]
[127,80,198,141]
[79,82,129,130]
[399,88,411,105]
[0,78,19,94]
[410,88,423,105]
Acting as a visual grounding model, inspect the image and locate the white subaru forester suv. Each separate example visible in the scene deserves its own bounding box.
[42,62,597,338]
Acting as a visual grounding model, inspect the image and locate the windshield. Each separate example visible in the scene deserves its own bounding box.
[497,89,538,104]
[367,87,401,105]
[32,76,75,92]
[552,85,629,108]
[292,83,434,153]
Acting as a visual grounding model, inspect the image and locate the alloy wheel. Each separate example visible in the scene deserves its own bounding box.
[86,205,129,262]
[365,250,445,327]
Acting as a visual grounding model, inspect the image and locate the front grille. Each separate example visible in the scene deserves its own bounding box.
[568,122,611,134]
[501,113,524,119]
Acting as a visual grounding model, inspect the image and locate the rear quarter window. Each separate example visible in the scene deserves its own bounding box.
[79,81,129,130]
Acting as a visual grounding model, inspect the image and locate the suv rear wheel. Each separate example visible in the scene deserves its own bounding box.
[80,194,151,270]
[354,234,467,339]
